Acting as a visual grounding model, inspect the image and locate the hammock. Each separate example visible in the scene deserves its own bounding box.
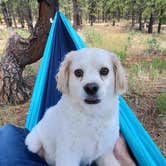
[25,11,166,166]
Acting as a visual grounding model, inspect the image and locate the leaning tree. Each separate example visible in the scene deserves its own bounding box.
[0,0,58,105]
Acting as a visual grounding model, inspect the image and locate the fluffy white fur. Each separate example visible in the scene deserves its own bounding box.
[25,48,127,166]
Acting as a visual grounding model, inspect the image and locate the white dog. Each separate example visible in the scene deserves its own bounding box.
[25,48,127,166]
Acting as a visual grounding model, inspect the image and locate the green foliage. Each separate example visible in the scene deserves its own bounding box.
[15,29,30,38]
[146,36,161,55]
[156,93,166,114]
[162,48,166,55]
[114,50,127,61]
[82,27,103,46]
[115,31,135,61]
[151,58,166,71]
[128,58,166,81]
[29,0,38,19]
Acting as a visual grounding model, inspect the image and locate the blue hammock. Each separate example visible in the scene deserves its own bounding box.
[25,11,166,166]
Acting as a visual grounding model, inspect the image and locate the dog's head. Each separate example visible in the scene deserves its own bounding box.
[56,48,127,105]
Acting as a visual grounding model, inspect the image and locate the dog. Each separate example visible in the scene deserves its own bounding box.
[25,48,127,166]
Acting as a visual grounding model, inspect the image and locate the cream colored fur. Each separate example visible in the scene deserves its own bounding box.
[25,48,127,166]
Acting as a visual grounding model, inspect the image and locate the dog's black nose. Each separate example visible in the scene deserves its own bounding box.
[84,83,99,96]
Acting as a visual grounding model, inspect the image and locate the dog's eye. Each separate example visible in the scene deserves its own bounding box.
[100,67,109,76]
[74,69,84,78]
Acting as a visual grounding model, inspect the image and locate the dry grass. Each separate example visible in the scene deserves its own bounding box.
[0,28,9,55]
[124,57,166,156]
[0,102,29,127]
[80,23,166,58]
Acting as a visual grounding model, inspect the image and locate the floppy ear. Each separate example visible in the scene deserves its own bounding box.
[56,51,75,94]
[111,54,127,95]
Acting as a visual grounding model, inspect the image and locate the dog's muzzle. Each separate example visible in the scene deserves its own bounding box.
[84,83,100,104]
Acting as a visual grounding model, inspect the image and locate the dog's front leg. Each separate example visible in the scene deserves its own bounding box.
[25,127,42,154]
[96,150,120,166]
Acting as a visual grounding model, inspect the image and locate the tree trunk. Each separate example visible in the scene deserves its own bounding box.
[117,7,120,22]
[131,11,135,28]
[20,0,34,33]
[112,19,115,26]
[6,1,13,27]
[158,8,164,33]
[97,10,100,23]
[7,1,17,28]
[138,11,142,31]
[0,1,12,27]
[88,0,96,26]
[102,10,105,22]
[148,13,154,33]
[17,6,25,28]
[72,0,81,29]
[0,16,2,24]
[131,0,135,28]
[0,0,59,105]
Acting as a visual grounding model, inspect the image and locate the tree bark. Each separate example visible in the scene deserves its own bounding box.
[148,13,154,33]
[0,1,12,27]
[0,0,59,105]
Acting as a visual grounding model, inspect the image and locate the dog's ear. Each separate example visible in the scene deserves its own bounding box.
[111,54,127,95]
[56,51,75,94]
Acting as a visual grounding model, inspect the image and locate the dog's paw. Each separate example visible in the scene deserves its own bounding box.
[25,131,41,153]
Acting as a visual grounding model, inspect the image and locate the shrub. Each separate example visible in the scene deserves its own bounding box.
[146,37,161,55]
[82,27,102,47]
[156,93,166,114]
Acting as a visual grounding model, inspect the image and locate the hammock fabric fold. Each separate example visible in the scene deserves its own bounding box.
[25,11,166,166]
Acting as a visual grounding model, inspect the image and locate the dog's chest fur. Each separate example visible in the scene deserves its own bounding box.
[38,95,119,165]
[69,118,117,164]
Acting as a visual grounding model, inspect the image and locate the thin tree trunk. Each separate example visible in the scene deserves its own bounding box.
[7,1,17,28]
[148,13,154,33]
[72,0,81,29]
[112,19,115,26]
[158,8,163,33]
[6,1,13,27]
[0,17,2,24]
[20,0,34,33]
[131,11,135,28]
[117,7,120,22]
[102,10,105,22]
[0,0,59,105]
[11,11,17,28]
[0,1,12,27]
[138,11,142,31]
[89,0,96,26]
[131,0,135,28]
[17,6,25,28]
[97,10,100,23]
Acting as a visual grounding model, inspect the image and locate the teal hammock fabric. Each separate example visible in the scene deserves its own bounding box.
[25,11,166,166]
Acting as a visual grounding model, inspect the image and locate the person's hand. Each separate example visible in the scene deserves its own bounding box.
[114,134,136,166]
